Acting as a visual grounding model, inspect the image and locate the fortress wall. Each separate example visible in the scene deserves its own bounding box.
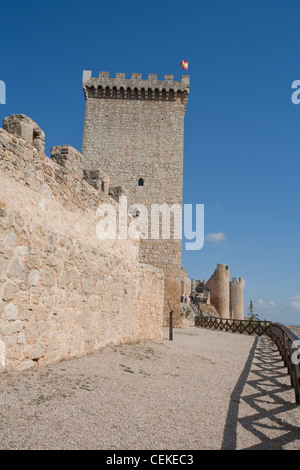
[180,267,191,301]
[0,123,139,262]
[230,277,244,320]
[0,117,164,371]
[157,265,191,326]
[205,264,230,318]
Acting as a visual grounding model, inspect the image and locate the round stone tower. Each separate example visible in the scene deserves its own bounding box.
[230,277,244,320]
[205,264,230,318]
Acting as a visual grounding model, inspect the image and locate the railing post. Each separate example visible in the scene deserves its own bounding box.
[291,340,300,404]
[168,302,173,341]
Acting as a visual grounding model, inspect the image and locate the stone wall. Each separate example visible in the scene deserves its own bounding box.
[0,116,164,371]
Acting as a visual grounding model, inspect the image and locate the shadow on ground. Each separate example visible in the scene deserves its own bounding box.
[222,336,300,450]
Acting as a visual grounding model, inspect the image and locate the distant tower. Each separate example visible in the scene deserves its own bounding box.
[205,264,230,318]
[82,71,190,325]
[230,277,244,320]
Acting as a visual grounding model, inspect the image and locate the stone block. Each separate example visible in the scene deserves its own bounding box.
[5,303,18,321]
[3,114,45,152]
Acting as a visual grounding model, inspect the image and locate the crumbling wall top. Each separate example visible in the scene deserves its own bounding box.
[216,263,229,271]
[231,277,243,285]
[0,115,114,213]
[3,114,45,152]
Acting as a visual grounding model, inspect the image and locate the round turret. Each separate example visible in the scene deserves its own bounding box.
[230,277,244,320]
[205,264,230,318]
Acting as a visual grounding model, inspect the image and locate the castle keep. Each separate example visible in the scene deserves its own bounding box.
[82,71,191,324]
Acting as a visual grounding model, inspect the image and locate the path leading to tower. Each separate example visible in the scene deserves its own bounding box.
[0,326,299,450]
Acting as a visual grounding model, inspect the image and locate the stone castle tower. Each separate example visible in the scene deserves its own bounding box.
[230,277,244,320]
[204,264,244,319]
[205,264,230,317]
[82,71,190,324]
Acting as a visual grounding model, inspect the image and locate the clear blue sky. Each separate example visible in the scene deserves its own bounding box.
[1,0,299,325]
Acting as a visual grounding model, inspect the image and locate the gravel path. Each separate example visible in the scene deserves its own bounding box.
[0,326,299,450]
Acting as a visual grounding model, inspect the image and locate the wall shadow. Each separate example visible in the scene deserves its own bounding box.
[222,336,300,450]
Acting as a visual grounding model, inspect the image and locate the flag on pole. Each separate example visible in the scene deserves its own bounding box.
[180,60,188,70]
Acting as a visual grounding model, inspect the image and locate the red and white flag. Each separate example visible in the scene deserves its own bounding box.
[180,60,188,70]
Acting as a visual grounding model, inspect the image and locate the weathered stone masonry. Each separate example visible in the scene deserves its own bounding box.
[82,71,190,325]
[194,263,244,319]
[0,114,164,371]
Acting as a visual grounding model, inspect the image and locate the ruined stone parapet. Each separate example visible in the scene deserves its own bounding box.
[192,279,207,294]
[205,264,230,318]
[195,291,211,304]
[51,145,84,176]
[0,116,138,259]
[3,114,45,153]
[108,186,127,203]
[0,130,110,213]
[83,71,189,107]
[0,114,164,371]
[230,277,244,320]
[83,169,110,194]
[51,146,110,195]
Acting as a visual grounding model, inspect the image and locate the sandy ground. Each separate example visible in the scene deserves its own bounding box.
[0,326,299,450]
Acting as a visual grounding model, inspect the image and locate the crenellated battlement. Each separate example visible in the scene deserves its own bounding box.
[82,70,189,105]
[231,277,243,284]
[216,263,229,272]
